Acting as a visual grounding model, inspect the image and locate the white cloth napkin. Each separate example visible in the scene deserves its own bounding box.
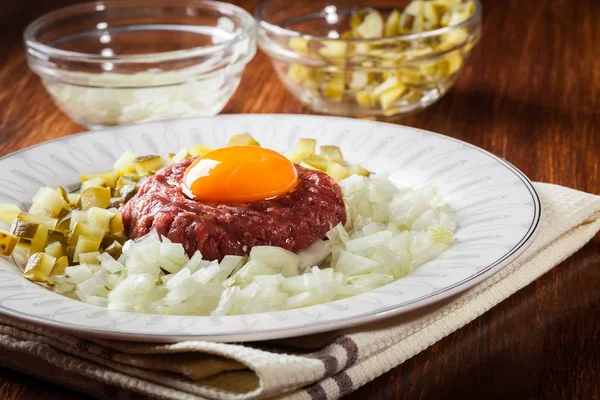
[0,183,598,400]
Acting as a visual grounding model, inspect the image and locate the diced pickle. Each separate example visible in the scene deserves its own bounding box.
[326,163,351,182]
[289,37,309,53]
[356,90,375,107]
[324,79,344,101]
[355,11,384,39]
[320,146,344,164]
[102,233,127,249]
[67,193,81,207]
[285,139,317,163]
[301,155,330,171]
[350,10,366,31]
[51,256,69,276]
[350,165,371,177]
[384,10,401,36]
[288,64,311,84]
[133,155,165,176]
[0,204,21,225]
[47,230,67,246]
[57,187,70,204]
[105,241,123,259]
[318,41,347,59]
[81,172,120,189]
[30,187,70,218]
[113,151,138,175]
[67,223,105,246]
[44,241,65,259]
[81,177,106,191]
[10,219,39,240]
[189,145,214,157]
[86,207,112,232]
[285,0,475,117]
[0,230,19,256]
[379,84,407,110]
[78,252,100,265]
[24,252,56,282]
[73,236,102,263]
[226,133,260,147]
[80,186,111,210]
[109,213,125,235]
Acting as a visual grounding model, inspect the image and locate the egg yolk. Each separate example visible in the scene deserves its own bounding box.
[183,146,299,203]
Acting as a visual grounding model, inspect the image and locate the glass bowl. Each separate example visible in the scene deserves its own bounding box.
[256,0,481,118]
[24,0,256,129]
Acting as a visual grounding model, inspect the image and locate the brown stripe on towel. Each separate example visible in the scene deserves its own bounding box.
[317,355,339,377]
[332,372,354,397]
[306,382,327,400]
[331,336,359,368]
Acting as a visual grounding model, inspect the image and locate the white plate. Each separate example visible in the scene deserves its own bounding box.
[0,115,541,342]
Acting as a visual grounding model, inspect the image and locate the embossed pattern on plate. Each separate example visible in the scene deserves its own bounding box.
[0,115,541,342]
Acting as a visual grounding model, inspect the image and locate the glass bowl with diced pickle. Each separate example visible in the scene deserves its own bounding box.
[256,0,481,117]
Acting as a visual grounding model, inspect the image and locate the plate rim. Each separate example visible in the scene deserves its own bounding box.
[0,114,542,342]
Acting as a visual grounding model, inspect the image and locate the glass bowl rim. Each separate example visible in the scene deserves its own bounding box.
[255,0,481,42]
[23,0,256,64]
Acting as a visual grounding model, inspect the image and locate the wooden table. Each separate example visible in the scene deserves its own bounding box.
[1,0,598,398]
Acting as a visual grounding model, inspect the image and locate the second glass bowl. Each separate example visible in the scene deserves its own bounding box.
[256,0,481,118]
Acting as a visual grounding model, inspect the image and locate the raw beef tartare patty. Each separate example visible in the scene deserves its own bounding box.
[121,157,347,260]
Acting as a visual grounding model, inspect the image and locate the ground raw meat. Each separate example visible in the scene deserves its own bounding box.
[121,158,347,261]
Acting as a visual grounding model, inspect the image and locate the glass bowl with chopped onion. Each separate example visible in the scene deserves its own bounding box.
[256,0,481,118]
[24,0,256,129]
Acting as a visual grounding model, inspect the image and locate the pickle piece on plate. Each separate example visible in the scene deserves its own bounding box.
[80,186,111,210]
[0,230,19,256]
[285,139,317,163]
[44,241,65,259]
[0,204,21,225]
[227,133,260,147]
[349,164,371,177]
[81,177,107,191]
[133,155,165,176]
[109,212,125,235]
[320,146,344,164]
[81,171,120,189]
[67,222,105,246]
[189,145,214,157]
[47,230,67,246]
[86,207,111,232]
[29,187,70,218]
[10,219,39,240]
[73,236,102,263]
[51,256,69,276]
[301,155,330,171]
[104,241,123,260]
[326,163,351,182]
[113,151,138,175]
[24,252,56,282]
[67,193,81,208]
[78,251,100,265]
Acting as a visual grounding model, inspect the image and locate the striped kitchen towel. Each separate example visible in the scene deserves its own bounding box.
[0,182,598,400]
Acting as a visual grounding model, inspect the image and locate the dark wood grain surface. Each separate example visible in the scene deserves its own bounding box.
[0,0,598,399]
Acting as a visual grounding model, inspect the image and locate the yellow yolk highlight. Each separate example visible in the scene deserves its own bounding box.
[183,146,299,203]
